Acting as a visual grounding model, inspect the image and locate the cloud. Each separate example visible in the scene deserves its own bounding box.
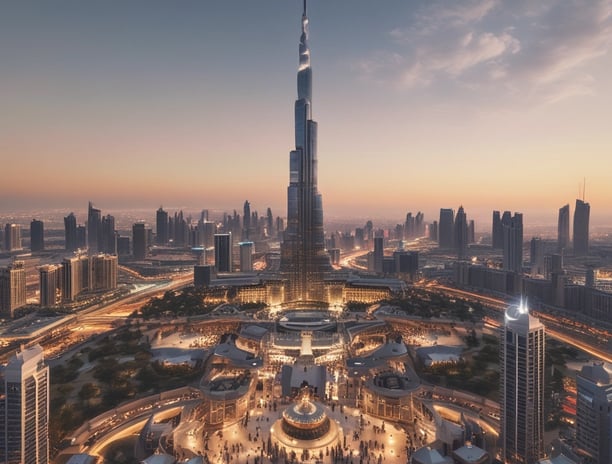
[357,0,612,104]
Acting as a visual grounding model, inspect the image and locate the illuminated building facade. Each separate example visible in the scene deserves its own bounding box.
[0,345,49,464]
[500,303,545,464]
[0,261,26,318]
[280,0,332,304]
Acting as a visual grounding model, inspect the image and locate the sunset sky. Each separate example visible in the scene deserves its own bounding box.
[1,0,611,227]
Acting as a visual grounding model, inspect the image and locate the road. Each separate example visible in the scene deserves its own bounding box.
[40,272,194,359]
[431,284,612,364]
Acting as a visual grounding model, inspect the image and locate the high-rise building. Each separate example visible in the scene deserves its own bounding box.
[404,212,415,239]
[372,236,384,273]
[3,224,22,252]
[0,344,49,464]
[170,210,189,247]
[132,223,148,260]
[38,264,61,307]
[243,201,251,240]
[492,210,503,249]
[530,237,545,277]
[500,302,545,464]
[575,363,612,464]
[0,261,26,318]
[239,241,254,272]
[87,202,102,254]
[90,254,118,291]
[429,221,438,242]
[557,204,570,252]
[61,255,89,302]
[156,207,169,246]
[438,209,454,248]
[214,233,233,273]
[100,214,117,255]
[194,265,215,288]
[279,1,332,303]
[266,208,274,237]
[64,213,78,252]
[76,225,87,249]
[467,219,475,244]
[573,199,590,256]
[503,212,523,273]
[454,206,468,260]
[30,219,44,252]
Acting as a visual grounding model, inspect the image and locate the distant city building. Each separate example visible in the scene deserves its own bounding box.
[404,212,415,239]
[39,264,61,307]
[0,344,49,464]
[3,224,22,252]
[0,261,27,318]
[30,219,44,252]
[64,213,78,252]
[170,210,189,247]
[500,302,545,464]
[239,241,254,272]
[429,220,438,242]
[61,255,89,302]
[132,223,148,260]
[214,233,233,273]
[575,363,612,464]
[76,225,87,249]
[90,254,118,291]
[454,206,468,259]
[87,202,102,254]
[117,236,130,256]
[156,207,169,245]
[503,212,523,273]
[530,237,545,277]
[558,204,570,252]
[101,214,117,255]
[194,265,215,288]
[243,200,251,240]
[393,251,419,281]
[468,219,475,244]
[372,236,384,273]
[438,208,454,248]
[492,210,504,249]
[573,199,590,256]
[266,208,274,237]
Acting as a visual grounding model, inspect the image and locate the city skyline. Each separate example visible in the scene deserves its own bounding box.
[1,1,612,225]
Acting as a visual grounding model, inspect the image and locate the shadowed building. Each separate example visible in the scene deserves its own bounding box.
[575,363,612,464]
[156,207,169,245]
[503,212,523,274]
[454,206,468,259]
[87,202,102,254]
[439,208,454,249]
[30,219,44,252]
[133,223,148,260]
[573,199,590,256]
[557,204,570,252]
[214,233,233,273]
[64,213,78,252]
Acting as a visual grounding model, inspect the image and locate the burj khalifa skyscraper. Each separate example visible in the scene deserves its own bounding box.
[280,0,332,305]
